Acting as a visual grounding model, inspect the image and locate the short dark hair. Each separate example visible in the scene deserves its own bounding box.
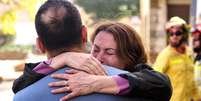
[35,0,82,52]
[91,22,147,72]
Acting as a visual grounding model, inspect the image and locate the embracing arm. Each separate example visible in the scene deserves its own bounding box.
[12,52,105,94]
[49,64,172,101]
[49,70,121,101]
[58,52,172,100]
[12,52,101,93]
[96,64,172,100]
[49,52,106,75]
[48,53,172,101]
[119,64,172,101]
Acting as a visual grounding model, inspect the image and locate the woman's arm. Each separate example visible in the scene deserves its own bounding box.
[49,64,172,101]
[50,52,106,75]
[12,52,106,93]
[119,64,172,101]
[48,70,120,101]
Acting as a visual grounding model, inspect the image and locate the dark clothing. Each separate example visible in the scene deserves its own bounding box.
[13,63,172,101]
[119,64,172,101]
[195,54,201,62]
[12,63,44,93]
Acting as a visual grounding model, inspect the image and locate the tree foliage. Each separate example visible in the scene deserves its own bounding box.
[75,0,139,20]
[0,0,45,35]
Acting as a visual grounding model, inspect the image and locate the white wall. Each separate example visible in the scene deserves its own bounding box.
[197,0,201,23]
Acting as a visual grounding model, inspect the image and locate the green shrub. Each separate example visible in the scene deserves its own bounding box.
[0,44,32,53]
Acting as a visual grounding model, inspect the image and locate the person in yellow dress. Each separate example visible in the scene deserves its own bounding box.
[153,16,201,101]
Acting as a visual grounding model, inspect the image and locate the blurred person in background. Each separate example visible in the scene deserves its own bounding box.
[153,16,201,101]
[193,23,201,90]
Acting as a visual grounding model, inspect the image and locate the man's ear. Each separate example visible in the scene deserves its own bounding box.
[36,37,46,54]
[81,25,87,45]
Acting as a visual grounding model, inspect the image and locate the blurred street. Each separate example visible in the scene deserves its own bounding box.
[0,80,15,101]
[0,60,23,101]
[0,53,46,101]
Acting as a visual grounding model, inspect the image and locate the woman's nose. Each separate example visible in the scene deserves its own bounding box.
[96,52,104,63]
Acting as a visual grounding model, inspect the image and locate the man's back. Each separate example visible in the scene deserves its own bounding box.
[13,66,151,101]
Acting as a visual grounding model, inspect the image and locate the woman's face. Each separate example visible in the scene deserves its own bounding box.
[91,31,125,69]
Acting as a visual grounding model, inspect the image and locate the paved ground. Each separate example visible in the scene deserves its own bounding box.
[0,60,23,101]
[0,53,46,101]
[0,80,14,101]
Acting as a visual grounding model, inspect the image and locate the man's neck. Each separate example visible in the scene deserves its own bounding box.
[46,47,84,59]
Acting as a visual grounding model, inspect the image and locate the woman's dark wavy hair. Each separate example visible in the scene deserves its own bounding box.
[91,22,147,72]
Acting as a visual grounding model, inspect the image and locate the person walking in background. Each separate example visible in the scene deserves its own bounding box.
[153,16,201,101]
[193,23,201,90]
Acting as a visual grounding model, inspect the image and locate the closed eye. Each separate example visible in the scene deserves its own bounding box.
[105,48,117,55]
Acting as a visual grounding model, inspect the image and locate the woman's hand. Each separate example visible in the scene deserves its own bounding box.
[49,70,119,101]
[50,52,106,75]
[49,52,89,70]
[79,55,106,75]
[49,70,100,101]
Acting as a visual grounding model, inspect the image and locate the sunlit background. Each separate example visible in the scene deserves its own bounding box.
[0,0,201,100]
